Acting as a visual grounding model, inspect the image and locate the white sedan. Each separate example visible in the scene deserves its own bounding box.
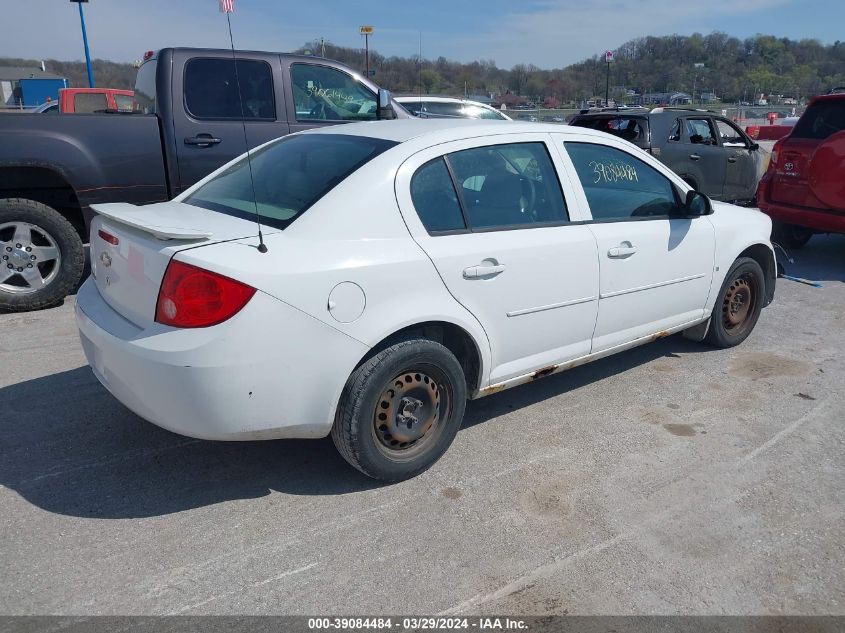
[75,120,776,481]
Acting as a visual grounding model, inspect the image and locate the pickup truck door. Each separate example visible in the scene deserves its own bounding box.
[282,59,379,134]
[170,51,290,194]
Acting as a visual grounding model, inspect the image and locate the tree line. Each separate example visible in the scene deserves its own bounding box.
[4,32,844,105]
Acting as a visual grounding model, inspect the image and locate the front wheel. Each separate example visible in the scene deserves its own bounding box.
[704,257,765,348]
[0,198,84,312]
[331,339,467,482]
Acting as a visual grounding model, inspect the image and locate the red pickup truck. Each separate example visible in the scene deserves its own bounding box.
[38,88,135,114]
[756,91,845,248]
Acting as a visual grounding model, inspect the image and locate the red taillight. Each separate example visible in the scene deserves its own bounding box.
[98,229,119,245]
[155,260,256,328]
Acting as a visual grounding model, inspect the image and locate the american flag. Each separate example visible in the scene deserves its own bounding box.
[219,0,234,13]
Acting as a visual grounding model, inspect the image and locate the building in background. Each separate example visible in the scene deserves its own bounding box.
[0,66,68,108]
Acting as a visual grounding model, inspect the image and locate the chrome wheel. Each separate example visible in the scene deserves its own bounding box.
[372,367,452,461]
[0,221,61,295]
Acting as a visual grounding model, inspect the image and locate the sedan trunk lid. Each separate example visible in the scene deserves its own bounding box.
[89,201,266,328]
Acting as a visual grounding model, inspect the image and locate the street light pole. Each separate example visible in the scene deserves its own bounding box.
[71,0,95,88]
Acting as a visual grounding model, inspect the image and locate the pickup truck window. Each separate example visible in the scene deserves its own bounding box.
[75,93,108,113]
[291,64,377,122]
[183,134,397,230]
[114,94,135,112]
[185,58,276,121]
[134,58,156,114]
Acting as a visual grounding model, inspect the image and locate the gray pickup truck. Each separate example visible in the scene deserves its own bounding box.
[0,47,406,311]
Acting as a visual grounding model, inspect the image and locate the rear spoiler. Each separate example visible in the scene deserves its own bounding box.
[91,203,212,241]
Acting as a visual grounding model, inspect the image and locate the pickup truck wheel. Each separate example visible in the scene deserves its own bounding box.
[331,339,467,482]
[0,198,84,312]
[771,221,812,249]
[704,257,765,349]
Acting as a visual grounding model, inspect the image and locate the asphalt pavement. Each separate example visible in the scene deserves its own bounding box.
[1,235,843,616]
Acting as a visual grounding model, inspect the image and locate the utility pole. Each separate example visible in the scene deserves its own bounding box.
[320,37,325,57]
[70,0,95,87]
[359,26,374,77]
[604,50,614,106]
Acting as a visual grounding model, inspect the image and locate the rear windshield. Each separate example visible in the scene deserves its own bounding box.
[183,134,397,230]
[570,116,648,143]
[792,100,845,140]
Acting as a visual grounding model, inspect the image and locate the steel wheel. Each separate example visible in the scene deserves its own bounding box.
[371,366,453,462]
[721,272,757,337]
[0,221,62,295]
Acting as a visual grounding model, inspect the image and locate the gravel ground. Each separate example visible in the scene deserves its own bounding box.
[1,234,843,616]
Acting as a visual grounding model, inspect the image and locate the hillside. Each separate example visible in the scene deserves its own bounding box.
[4,32,843,104]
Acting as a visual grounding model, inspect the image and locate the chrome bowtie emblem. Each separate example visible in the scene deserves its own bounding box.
[99,252,112,267]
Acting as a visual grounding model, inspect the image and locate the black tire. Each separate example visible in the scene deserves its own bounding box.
[331,339,467,482]
[704,257,765,348]
[0,198,84,312]
[771,221,813,249]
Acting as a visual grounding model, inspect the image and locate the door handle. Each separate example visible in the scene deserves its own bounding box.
[608,245,637,258]
[463,263,506,279]
[184,134,222,147]
[727,156,737,163]
[689,153,701,161]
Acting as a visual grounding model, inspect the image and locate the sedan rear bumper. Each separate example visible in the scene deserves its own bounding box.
[75,277,369,441]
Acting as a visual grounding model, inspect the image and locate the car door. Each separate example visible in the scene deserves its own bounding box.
[554,134,715,353]
[714,118,757,201]
[395,135,599,385]
[285,61,378,134]
[660,116,726,199]
[171,53,289,194]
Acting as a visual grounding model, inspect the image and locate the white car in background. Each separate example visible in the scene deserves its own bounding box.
[76,120,776,481]
[396,96,511,120]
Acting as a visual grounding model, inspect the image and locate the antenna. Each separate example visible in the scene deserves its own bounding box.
[224,7,268,253]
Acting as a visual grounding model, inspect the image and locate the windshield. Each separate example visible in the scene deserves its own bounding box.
[184,134,397,230]
[792,100,845,140]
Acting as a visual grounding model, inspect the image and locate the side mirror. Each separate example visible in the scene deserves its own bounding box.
[683,189,712,217]
[749,142,760,151]
[377,88,395,120]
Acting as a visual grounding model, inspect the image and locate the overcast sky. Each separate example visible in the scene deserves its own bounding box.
[3,0,843,69]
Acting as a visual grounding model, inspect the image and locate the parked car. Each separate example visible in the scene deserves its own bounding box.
[396,96,511,120]
[0,47,407,312]
[57,87,136,113]
[756,91,845,248]
[75,120,775,482]
[569,108,764,204]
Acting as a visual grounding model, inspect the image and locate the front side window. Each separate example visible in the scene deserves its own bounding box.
[184,58,275,120]
[447,142,569,230]
[565,142,679,220]
[685,118,717,145]
[291,64,376,122]
[410,159,466,233]
[184,134,396,230]
[716,119,748,147]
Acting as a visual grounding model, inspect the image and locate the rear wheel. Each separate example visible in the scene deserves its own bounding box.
[771,221,813,249]
[0,198,84,312]
[704,257,765,348]
[331,339,467,482]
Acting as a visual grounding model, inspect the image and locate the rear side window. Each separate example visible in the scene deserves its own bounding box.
[134,59,157,114]
[792,100,845,140]
[184,58,275,120]
[184,134,396,230]
[565,142,679,220]
[571,116,647,143]
[113,94,135,112]
[411,159,466,232]
[74,93,108,113]
[448,142,569,230]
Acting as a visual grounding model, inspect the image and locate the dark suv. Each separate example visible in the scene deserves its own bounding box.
[569,108,764,203]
